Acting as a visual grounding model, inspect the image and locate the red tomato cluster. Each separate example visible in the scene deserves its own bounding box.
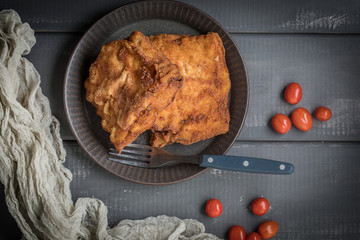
[228,221,278,240]
[272,82,332,134]
[206,197,279,240]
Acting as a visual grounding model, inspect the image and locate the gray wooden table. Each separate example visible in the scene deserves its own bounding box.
[1,0,360,239]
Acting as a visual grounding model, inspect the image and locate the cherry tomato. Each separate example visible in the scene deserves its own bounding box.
[284,82,302,104]
[251,197,270,216]
[291,107,313,131]
[258,221,279,239]
[229,225,246,240]
[315,106,332,121]
[205,199,223,218]
[271,113,291,134]
[246,232,262,240]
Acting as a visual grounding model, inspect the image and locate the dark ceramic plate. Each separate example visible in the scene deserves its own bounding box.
[64,0,248,185]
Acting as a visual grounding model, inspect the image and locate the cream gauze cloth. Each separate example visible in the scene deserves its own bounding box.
[0,10,220,240]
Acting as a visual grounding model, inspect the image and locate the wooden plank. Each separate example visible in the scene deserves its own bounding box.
[27,33,360,141]
[2,0,360,33]
[0,185,21,239]
[26,33,82,140]
[65,140,360,239]
[6,140,357,239]
[182,0,360,33]
[236,34,360,141]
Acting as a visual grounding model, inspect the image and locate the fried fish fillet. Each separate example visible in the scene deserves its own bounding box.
[85,31,183,152]
[149,32,231,147]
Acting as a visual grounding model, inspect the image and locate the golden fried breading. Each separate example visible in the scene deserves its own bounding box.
[85,31,183,152]
[149,32,230,147]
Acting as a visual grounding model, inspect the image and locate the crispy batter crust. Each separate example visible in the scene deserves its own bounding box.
[85,31,183,152]
[149,32,231,147]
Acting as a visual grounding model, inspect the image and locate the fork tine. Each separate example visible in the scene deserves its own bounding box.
[109,148,150,161]
[121,148,150,156]
[109,144,157,168]
[108,156,149,168]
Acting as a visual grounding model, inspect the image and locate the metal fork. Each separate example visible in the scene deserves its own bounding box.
[109,144,294,174]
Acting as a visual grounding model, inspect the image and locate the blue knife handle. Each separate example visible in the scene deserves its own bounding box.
[200,155,294,174]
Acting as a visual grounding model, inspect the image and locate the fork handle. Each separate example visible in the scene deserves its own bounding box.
[200,155,294,174]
